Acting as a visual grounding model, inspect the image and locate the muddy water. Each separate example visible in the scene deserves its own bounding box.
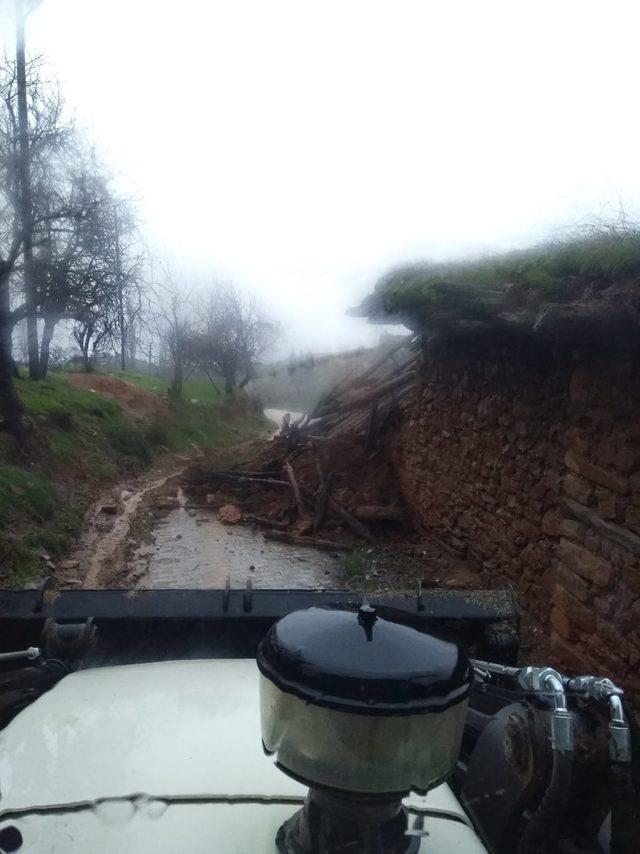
[133,489,344,590]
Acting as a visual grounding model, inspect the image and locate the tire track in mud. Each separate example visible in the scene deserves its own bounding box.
[61,449,344,591]
[61,456,196,589]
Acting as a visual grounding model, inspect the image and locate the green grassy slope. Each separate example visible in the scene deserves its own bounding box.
[0,371,265,585]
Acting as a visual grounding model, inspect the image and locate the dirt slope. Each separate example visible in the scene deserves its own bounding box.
[68,374,170,421]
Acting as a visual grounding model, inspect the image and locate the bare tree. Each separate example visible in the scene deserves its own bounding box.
[72,308,115,372]
[0,40,143,437]
[185,282,279,393]
[147,263,192,398]
[0,52,59,436]
[14,0,38,379]
[33,162,104,373]
[124,295,141,367]
[1,53,73,374]
[27,148,143,377]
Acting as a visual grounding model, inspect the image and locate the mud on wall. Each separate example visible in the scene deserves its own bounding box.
[392,338,640,693]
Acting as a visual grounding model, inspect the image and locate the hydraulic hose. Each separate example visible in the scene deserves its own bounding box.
[620,698,640,805]
[610,761,636,854]
[613,698,640,854]
[515,746,573,854]
[476,665,575,854]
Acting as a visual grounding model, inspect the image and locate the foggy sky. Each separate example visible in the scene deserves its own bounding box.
[5,0,640,353]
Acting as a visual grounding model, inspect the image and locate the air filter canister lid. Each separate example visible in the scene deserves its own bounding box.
[257,605,473,716]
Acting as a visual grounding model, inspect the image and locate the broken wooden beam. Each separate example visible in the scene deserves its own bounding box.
[328,498,375,543]
[312,367,416,419]
[313,461,332,536]
[244,515,289,530]
[199,471,289,488]
[353,505,406,522]
[364,399,378,451]
[263,529,352,552]
[285,461,307,518]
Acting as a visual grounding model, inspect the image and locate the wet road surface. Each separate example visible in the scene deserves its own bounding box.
[133,490,344,590]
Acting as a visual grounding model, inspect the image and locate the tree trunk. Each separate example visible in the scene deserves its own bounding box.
[113,207,126,372]
[15,0,40,380]
[81,336,91,372]
[39,315,58,377]
[0,270,24,445]
[170,351,183,398]
[223,371,235,394]
[204,370,221,395]
[0,341,24,446]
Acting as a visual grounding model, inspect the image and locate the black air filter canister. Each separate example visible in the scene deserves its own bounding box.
[257,606,473,795]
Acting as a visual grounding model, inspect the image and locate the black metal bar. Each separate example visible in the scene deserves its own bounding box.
[0,587,517,623]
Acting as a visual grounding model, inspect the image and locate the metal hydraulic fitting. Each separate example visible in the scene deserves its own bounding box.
[470,661,575,752]
[0,647,40,663]
[565,676,631,764]
[517,667,574,753]
[565,675,623,702]
[469,658,521,681]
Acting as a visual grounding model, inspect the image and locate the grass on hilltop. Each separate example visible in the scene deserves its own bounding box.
[375,228,640,313]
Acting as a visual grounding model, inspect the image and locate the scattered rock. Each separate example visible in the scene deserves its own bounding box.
[206,491,227,507]
[155,496,180,511]
[443,577,467,589]
[218,504,242,525]
[292,519,313,537]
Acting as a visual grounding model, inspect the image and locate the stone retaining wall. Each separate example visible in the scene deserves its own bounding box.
[392,339,640,693]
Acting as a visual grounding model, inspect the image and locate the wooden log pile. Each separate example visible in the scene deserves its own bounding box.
[186,341,418,552]
[287,340,418,447]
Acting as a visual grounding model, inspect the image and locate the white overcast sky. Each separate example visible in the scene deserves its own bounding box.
[3,0,640,353]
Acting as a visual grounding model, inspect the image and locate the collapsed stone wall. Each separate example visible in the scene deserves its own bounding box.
[392,338,640,694]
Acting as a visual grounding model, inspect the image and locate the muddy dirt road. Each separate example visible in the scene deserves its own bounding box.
[60,449,344,591]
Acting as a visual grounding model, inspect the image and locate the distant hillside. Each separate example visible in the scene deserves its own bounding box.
[247,334,411,412]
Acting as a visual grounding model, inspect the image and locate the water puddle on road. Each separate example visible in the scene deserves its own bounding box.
[132,489,344,590]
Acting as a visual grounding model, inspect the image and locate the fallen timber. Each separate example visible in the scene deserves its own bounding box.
[189,340,418,551]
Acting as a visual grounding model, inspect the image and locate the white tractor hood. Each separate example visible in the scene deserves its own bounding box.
[0,659,487,853]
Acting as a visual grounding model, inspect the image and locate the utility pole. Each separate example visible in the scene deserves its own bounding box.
[113,206,126,372]
[15,0,40,379]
